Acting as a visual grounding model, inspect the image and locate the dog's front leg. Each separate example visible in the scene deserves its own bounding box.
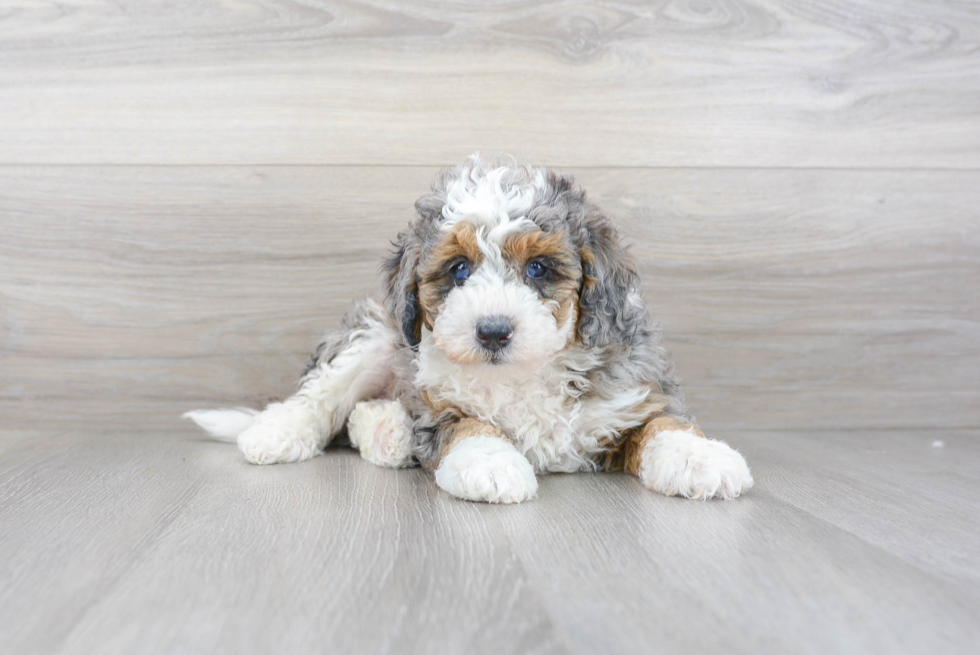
[429,418,537,504]
[623,416,754,500]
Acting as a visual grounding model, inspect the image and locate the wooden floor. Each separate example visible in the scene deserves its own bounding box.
[2,429,979,654]
[3,1,980,653]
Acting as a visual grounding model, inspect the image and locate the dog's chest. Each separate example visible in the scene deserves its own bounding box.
[416,350,619,473]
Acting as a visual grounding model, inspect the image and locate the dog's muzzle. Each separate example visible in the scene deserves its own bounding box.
[476,316,514,353]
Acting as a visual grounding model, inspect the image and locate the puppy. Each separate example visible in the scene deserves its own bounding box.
[186,155,753,503]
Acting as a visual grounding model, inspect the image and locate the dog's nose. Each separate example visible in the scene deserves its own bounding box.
[476,317,514,352]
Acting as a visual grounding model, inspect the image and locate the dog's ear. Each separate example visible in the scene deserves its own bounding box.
[576,207,643,348]
[383,229,423,349]
[384,178,454,348]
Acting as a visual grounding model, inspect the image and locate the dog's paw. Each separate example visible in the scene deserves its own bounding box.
[434,436,537,504]
[348,399,415,468]
[639,429,753,500]
[237,402,325,465]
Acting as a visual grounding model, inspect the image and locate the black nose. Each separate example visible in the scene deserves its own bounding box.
[476,317,514,352]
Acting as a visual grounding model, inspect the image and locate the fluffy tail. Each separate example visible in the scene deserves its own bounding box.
[183,407,260,443]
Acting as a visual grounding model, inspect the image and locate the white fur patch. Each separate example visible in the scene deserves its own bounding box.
[226,299,401,466]
[236,399,326,465]
[183,407,259,443]
[441,158,546,231]
[348,400,415,468]
[639,429,754,500]
[434,436,538,504]
[417,341,654,473]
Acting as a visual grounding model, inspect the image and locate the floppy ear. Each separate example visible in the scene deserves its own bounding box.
[383,230,423,349]
[576,207,642,348]
[383,178,455,348]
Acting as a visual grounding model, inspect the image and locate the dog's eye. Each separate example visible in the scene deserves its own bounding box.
[450,261,470,282]
[526,260,547,280]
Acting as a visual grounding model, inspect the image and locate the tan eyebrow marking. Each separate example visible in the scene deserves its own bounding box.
[502,229,582,337]
[416,222,486,329]
[501,230,574,268]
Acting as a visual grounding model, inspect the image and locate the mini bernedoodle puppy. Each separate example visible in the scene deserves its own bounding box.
[186,155,753,503]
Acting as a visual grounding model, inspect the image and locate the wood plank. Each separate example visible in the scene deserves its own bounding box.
[0,432,209,654]
[0,432,568,655]
[497,470,980,654]
[2,166,978,430]
[2,429,979,654]
[1,1,979,166]
[731,430,980,592]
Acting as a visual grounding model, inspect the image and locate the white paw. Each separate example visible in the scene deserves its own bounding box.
[237,401,326,465]
[348,400,415,468]
[639,429,753,500]
[434,436,537,504]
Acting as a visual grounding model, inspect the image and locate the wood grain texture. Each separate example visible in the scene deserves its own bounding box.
[741,430,980,593]
[2,166,978,430]
[3,3,978,654]
[0,432,567,655]
[1,0,979,166]
[1,429,979,655]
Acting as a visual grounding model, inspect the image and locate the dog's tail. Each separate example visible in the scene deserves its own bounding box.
[182,407,260,443]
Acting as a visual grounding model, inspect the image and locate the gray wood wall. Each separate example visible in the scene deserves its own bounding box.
[2,0,978,432]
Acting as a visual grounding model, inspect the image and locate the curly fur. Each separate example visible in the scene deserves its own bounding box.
[185,154,752,503]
